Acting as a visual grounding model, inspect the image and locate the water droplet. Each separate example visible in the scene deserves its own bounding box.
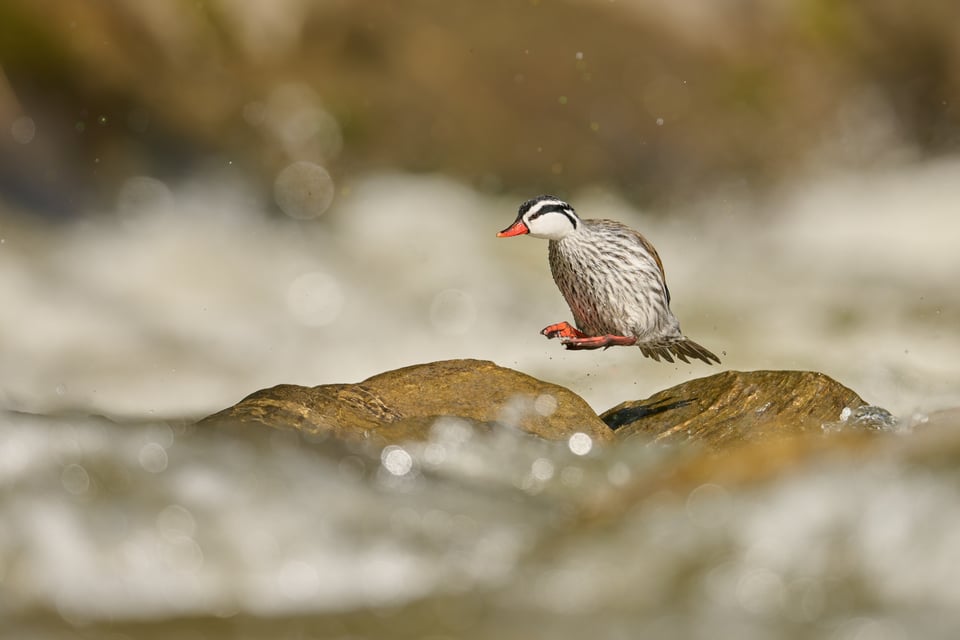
[534,394,557,417]
[575,51,584,60]
[531,457,554,481]
[568,432,593,456]
[138,442,168,473]
[686,483,730,528]
[656,117,664,126]
[430,417,474,446]
[273,161,335,219]
[61,463,90,495]
[157,504,196,540]
[423,443,447,466]
[263,84,342,159]
[381,446,413,476]
[286,271,343,327]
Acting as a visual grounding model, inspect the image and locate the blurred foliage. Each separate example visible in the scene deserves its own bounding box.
[0,0,958,216]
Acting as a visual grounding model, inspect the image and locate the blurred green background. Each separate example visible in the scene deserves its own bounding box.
[2,0,958,217]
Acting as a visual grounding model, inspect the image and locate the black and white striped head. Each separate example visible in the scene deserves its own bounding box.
[497,195,580,241]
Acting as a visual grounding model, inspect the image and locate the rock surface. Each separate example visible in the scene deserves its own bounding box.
[200,359,613,444]
[580,370,888,522]
[202,364,881,455]
[602,370,867,449]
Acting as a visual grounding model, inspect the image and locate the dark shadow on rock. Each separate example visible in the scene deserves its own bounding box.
[602,370,868,450]
[603,398,696,431]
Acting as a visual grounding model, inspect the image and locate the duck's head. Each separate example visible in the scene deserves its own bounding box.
[497,195,580,241]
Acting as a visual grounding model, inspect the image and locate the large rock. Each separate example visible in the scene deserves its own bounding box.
[602,370,867,449]
[201,359,613,444]
[582,371,889,522]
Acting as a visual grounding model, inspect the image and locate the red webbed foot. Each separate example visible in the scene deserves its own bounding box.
[561,334,638,350]
[541,321,587,340]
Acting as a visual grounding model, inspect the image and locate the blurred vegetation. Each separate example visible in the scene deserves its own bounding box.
[0,0,958,217]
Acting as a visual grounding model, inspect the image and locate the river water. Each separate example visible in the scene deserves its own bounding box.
[2,160,960,637]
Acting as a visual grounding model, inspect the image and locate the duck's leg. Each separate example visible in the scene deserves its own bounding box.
[541,321,586,340]
[561,334,638,350]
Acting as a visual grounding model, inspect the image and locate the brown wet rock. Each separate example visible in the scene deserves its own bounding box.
[200,359,612,444]
[602,370,867,449]
[573,370,893,524]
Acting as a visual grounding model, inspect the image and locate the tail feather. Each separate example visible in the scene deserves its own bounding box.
[639,337,721,365]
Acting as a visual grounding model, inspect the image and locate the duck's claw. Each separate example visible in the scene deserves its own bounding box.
[541,321,586,340]
[541,322,638,350]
